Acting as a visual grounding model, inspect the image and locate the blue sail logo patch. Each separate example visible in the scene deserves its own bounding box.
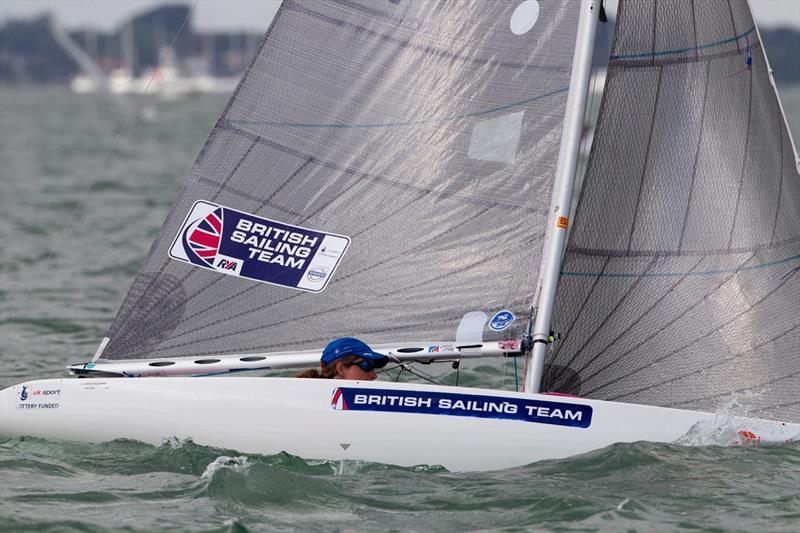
[169,200,350,292]
[489,310,515,331]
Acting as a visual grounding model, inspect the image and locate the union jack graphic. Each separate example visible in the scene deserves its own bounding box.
[186,207,223,265]
[331,388,348,410]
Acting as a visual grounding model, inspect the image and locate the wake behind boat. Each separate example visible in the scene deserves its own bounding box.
[1,0,798,471]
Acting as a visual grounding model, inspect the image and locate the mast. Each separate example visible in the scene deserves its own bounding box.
[524,0,600,393]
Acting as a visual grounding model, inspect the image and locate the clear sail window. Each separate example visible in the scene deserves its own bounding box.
[468,111,524,164]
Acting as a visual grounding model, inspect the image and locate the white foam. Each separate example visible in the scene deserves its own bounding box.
[201,455,250,479]
[676,390,798,446]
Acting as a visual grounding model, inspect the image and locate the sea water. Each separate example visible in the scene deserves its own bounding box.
[1,86,799,532]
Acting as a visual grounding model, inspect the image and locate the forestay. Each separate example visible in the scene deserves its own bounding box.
[102,0,582,360]
[545,0,800,422]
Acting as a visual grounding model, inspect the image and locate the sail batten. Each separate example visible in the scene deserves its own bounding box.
[547,0,799,422]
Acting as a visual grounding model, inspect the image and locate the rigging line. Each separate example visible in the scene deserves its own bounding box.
[585,252,789,396]
[5,0,199,330]
[513,356,518,392]
[607,324,800,402]
[384,361,441,386]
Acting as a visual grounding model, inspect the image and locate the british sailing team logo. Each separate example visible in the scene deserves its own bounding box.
[184,207,223,266]
[169,200,351,292]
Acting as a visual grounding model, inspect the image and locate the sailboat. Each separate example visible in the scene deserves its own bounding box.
[1,0,797,472]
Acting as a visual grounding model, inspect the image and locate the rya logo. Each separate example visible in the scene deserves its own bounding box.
[216,259,238,270]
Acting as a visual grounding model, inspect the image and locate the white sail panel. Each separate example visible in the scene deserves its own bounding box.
[103,0,582,360]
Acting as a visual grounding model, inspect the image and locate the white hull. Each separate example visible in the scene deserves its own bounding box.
[1,378,796,471]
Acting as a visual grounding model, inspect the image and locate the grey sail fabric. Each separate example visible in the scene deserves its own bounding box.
[102,0,581,360]
[545,0,800,422]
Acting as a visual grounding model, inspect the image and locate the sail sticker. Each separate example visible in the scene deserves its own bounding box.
[331,387,592,428]
[428,344,455,353]
[489,310,515,331]
[498,340,521,351]
[557,216,568,229]
[510,0,540,35]
[468,111,523,163]
[169,200,350,292]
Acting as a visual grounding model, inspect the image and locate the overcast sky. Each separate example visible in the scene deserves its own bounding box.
[0,0,798,32]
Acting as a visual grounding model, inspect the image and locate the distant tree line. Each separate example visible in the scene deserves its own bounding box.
[1,6,798,85]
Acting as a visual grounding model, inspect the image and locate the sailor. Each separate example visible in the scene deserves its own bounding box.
[296,337,388,380]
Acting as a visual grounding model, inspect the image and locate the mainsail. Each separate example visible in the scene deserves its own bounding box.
[102,0,582,360]
[545,0,800,422]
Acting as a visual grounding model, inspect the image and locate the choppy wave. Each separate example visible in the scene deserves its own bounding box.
[1,436,798,532]
[2,87,800,532]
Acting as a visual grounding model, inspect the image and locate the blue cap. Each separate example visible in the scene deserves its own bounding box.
[321,337,388,367]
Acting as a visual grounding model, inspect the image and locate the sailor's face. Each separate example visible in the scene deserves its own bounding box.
[337,358,377,381]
